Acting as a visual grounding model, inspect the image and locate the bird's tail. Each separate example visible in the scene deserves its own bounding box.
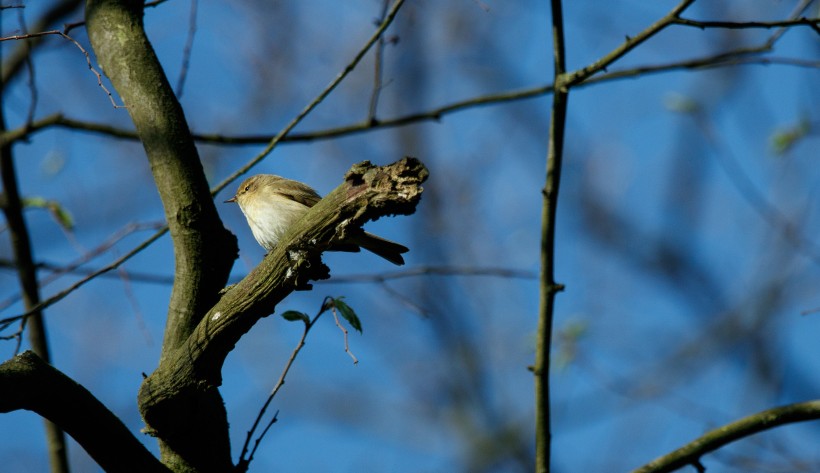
[349,231,409,266]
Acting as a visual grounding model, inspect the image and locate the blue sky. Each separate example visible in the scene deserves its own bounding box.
[2,1,820,472]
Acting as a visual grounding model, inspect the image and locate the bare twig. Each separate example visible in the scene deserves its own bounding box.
[0,221,164,312]
[327,265,536,283]
[236,310,317,472]
[209,0,407,198]
[564,0,697,87]
[14,6,37,127]
[329,302,358,364]
[632,400,820,473]
[0,30,124,108]
[1,0,408,332]
[673,16,820,30]
[237,293,370,469]
[0,226,168,330]
[238,410,278,473]
[538,1,702,471]
[175,0,198,98]
[367,0,392,122]
[0,15,71,461]
[5,41,819,148]
[536,0,570,469]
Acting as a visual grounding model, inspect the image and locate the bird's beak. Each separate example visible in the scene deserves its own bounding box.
[224,196,237,203]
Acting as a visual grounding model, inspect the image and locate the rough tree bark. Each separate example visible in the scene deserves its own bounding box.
[0,156,426,472]
[138,158,427,472]
[85,0,238,470]
[0,2,428,472]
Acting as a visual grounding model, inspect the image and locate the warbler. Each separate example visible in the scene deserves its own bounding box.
[225,174,408,265]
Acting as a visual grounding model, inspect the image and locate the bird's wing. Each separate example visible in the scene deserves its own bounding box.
[277,182,322,208]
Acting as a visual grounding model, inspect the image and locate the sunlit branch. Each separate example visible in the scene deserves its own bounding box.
[632,400,820,473]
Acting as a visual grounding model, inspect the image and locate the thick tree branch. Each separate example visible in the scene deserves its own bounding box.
[85,0,237,357]
[85,1,238,470]
[632,400,820,473]
[138,157,426,471]
[0,351,170,473]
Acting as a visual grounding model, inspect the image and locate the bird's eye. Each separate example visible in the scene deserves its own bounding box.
[244,185,250,192]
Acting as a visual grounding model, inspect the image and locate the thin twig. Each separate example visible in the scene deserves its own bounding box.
[0,226,168,330]
[330,304,357,364]
[565,0,696,86]
[236,311,317,471]
[209,0,407,198]
[631,400,820,473]
[672,16,820,30]
[117,262,155,345]
[762,0,817,46]
[15,6,37,127]
[243,410,278,471]
[0,30,124,108]
[238,294,366,469]
[5,41,819,149]
[367,0,392,122]
[326,265,536,283]
[0,0,407,329]
[175,0,198,98]
[537,1,704,471]
[0,221,164,312]
[536,1,570,471]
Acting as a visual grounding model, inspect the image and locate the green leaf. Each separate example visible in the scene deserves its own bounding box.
[280,310,309,324]
[333,298,362,333]
[22,196,75,231]
[770,118,810,155]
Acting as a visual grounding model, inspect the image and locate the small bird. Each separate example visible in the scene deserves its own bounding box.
[225,174,408,265]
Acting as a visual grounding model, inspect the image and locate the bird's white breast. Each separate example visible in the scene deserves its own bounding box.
[239,196,309,251]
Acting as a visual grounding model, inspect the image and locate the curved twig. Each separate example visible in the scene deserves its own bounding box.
[632,400,820,473]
